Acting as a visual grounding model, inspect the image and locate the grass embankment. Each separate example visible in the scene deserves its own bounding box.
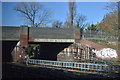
[86,39,118,50]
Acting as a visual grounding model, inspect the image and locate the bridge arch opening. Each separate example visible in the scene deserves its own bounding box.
[28,42,72,61]
[2,41,18,62]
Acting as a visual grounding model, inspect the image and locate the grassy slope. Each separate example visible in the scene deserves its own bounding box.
[86,39,118,50]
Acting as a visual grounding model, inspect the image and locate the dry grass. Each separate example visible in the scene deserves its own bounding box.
[86,39,118,50]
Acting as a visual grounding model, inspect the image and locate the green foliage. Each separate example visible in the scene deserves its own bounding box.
[87,24,99,31]
[29,44,40,47]
[28,44,41,58]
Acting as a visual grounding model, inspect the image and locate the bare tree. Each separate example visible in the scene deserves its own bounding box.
[74,13,88,38]
[52,20,63,28]
[104,2,118,12]
[74,13,87,29]
[67,2,76,27]
[14,2,52,27]
[98,2,119,39]
[99,12,118,31]
[65,2,88,29]
[99,2,119,31]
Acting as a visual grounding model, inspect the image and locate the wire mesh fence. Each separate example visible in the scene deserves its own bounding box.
[82,30,119,40]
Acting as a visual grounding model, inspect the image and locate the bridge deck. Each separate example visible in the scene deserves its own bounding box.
[2,26,80,43]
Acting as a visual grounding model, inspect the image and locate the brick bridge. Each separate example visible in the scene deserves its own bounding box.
[2,26,84,62]
[1,26,119,63]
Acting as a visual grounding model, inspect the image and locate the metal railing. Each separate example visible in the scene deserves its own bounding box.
[27,59,120,73]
